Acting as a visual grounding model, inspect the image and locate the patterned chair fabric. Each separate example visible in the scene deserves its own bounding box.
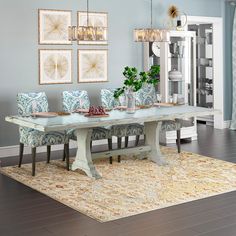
[19,127,68,148]
[67,127,112,141]
[62,90,111,140]
[161,120,179,131]
[111,124,144,138]
[101,89,144,137]
[135,83,157,106]
[101,89,122,109]
[135,84,182,132]
[62,90,90,112]
[17,92,68,148]
[17,92,49,115]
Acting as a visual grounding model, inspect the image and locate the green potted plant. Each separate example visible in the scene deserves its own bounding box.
[114,65,160,113]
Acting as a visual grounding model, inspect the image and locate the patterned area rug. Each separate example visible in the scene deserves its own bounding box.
[1,147,236,222]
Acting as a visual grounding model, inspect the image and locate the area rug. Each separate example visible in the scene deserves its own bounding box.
[1,147,236,222]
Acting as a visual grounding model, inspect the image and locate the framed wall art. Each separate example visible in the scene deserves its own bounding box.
[78,49,108,83]
[38,9,72,45]
[77,11,108,45]
[39,49,72,85]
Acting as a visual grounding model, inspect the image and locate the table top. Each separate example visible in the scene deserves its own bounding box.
[5,106,220,132]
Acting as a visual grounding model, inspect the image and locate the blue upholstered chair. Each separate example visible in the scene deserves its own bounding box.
[135,83,157,106]
[62,90,113,164]
[101,89,144,162]
[17,92,70,176]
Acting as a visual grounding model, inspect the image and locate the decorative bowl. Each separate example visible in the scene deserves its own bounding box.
[168,69,183,81]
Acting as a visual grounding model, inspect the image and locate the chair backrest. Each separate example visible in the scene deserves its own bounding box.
[17,92,49,115]
[62,90,90,112]
[100,89,122,109]
[135,83,157,106]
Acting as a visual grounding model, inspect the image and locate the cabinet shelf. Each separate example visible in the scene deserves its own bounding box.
[197,65,213,68]
[169,79,184,82]
[168,56,185,59]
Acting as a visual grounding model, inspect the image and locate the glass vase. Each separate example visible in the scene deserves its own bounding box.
[126,89,136,114]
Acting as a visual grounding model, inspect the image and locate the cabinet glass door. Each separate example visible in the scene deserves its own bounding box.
[188,24,213,123]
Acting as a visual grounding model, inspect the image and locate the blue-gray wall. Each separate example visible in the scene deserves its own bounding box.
[0,0,228,147]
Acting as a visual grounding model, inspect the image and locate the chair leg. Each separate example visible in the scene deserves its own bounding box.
[63,144,66,162]
[135,135,140,146]
[32,147,36,176]
[18,143,24,168]
[125,136,129,148]
[47,145,51,163]
[177,129,181,153]
[117,137,122,163]
[65,143,70,171]
[90,141,92,151]
[108,138,113,164]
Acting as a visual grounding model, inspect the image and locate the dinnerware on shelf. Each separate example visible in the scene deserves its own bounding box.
[173,94,178,104]
[168,69,183,81]
[156,94,162,103]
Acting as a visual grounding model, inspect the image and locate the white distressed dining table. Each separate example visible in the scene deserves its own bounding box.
[5,106,219,179]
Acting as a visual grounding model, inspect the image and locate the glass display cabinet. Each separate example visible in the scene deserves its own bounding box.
[188,24,213,124]
[143,30,197,144]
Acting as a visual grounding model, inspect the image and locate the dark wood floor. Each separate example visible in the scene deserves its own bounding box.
[1,124,236,236]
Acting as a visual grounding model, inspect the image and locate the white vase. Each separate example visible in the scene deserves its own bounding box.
[126,89,136,114]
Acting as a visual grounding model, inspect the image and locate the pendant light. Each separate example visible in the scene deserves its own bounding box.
[134,0,169,42]
[68,0,107,42]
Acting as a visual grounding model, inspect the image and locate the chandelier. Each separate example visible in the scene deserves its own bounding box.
[134,0,169,42]
[68,0,107,42]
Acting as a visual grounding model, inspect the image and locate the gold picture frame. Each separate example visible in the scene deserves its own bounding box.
[78,49,108,83]
[38,9,72,45]
[39,49,73,85]
[77,11,108,45]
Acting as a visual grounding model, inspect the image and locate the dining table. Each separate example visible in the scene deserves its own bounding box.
[5,105,220,179]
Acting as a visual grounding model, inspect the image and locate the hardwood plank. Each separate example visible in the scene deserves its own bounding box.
[189,210,236,233]
[199,223,236,236]
[0,228,54,236]
[122,228,199,236]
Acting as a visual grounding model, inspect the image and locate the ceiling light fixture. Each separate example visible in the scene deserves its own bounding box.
[68,0,107,42]
[134,0,169,42]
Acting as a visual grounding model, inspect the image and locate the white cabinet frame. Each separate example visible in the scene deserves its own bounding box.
[144,30,198,144]
[182,16,224,129]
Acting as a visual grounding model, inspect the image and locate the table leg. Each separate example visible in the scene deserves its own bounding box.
[71,128,101,179]
[144,121,167,165]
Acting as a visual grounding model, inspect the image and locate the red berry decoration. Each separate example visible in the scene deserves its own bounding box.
[88,106,106,116]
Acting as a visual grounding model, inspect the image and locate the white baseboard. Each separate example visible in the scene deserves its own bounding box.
[223,120,231,129]
[0,136,139,159]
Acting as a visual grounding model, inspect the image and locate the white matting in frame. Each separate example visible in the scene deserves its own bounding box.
[78,49,108,83]
[39,49,72,85]
[39,9,72,45]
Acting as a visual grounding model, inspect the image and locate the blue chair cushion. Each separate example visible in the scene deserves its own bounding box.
[68,127,111,141]
[161,119,183,131]
[62,90,90,112]
[135,83,157,106]
[111,124,144,137]
[17,92,49,116]
[19,127,69,148]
